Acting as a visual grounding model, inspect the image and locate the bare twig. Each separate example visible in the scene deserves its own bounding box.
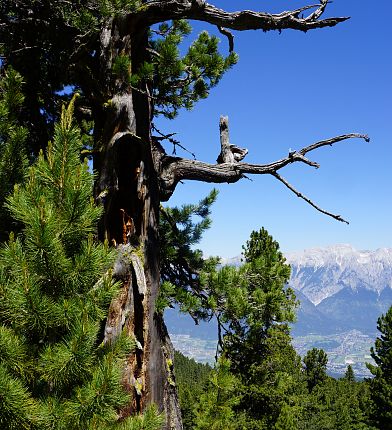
[217,26,234,52]
[152,123,196,159]
[10,45,38,54]
[271,172,349,224]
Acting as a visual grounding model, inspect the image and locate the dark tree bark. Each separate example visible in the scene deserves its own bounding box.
[91,14,182,428]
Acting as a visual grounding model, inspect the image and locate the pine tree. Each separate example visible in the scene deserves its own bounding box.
[344,364,355,383]
[0,67,29,242]
[193,358,241,430]
[0,97,163,429]
[195,228,304,429]
[303,348,328,393]
[367,306,392,429]
[1,2,368,426]
[206,228,297,375]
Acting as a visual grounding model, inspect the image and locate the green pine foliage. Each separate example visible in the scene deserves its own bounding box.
[0,98,163,430]
[173,351,211,429]
[157,189,219,318]
[189,228,304,429]
[367,305,392,429]
[201,228,297,374]
[151,22,238,118]
[1,4,238,154]
[171,227,376,430]
[303,348,328,392]
[344,364,356,383]
[299,376,373,430]
[0,68,29,242]
[193,357,241,430]
[99,0,141,18]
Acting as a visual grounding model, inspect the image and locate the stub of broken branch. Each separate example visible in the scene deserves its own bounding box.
[218,116,233,163]
[217,116,248,163]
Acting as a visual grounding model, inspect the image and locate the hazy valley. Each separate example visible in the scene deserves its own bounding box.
[167,244,392,377]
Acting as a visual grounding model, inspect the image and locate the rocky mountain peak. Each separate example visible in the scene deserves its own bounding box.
[286,244,392,305]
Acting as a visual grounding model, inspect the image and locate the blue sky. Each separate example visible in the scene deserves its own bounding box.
[156,0,392,258]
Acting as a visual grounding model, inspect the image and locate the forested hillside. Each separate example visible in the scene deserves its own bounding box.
[174,350,375,430]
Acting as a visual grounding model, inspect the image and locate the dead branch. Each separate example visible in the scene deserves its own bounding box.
[271,172,349,224]
[217,26,234,52]
[138,0,349,33]
[158,116,369,223]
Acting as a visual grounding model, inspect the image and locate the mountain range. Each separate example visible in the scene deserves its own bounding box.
[218,244,392,336]
[286,244,392,336]
[166,244,392,374]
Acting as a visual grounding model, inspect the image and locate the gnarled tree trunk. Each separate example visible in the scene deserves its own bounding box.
[92,15,182,430]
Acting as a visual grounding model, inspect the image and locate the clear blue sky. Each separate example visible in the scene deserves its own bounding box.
[156,0,391,257]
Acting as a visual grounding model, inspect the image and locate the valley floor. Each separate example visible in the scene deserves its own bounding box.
[170,329,375,378]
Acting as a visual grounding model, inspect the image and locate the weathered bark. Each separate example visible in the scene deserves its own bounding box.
[137,0,349,32]
[92,15,182,429]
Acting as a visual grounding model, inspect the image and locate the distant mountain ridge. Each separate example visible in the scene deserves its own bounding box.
[167,244,392,375]
[221,244,392,336]
[286,244,392,305]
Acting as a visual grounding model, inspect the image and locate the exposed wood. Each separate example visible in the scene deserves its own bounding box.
[217,116,248,164]
[92,14,183,428]
[218,116,233,163]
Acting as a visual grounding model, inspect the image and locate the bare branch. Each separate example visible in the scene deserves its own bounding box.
[306,0,330,21]
[159,116,369,223]
[138,1,349,33]
[271,172,349,224]
[300,133,370,155]
[217,26,234,52]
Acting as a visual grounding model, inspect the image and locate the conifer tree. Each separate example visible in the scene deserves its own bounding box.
[0,98,163,429]
[344,364,355,383]
[0,67,29,242]
[0,2,368,426]
[194,228,304,429]
[193,358,241,430]
[367,306,392,429]
[303,348,328,393]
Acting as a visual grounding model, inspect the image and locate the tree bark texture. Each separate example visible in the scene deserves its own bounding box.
[93,16,182,429]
